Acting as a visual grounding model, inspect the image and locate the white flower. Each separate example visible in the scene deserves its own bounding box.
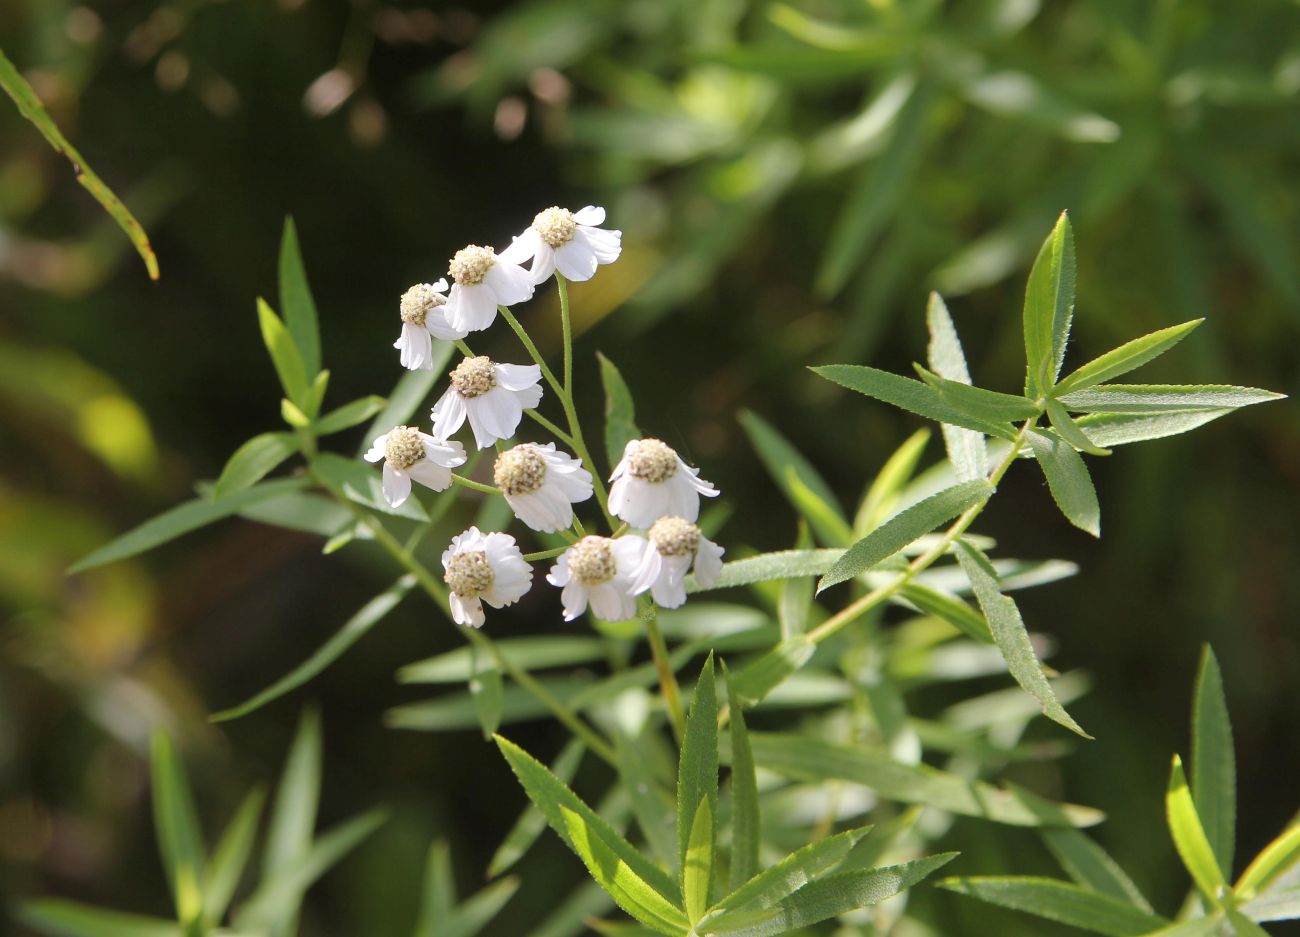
[441,526,533,628]
[494,442,593,532]
[547,535,646,622]
[630,517,725,609]
[363,425,467,508]
[608,438,719,528]
[394,279,467,370]
[442,244,535,333]
[430,355,544,450]
[500,206,622,285]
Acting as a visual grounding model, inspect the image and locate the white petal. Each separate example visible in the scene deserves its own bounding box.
[629,543,661,596]
[494,362,543,391]
[425,307,468,341]
[588,582,636,622]
[445,283,498,332]
[650,555,692,609]
[449,592,485,628]
[611,478,673,528]
[407,460,452,492]
[485,260,536,306]
[547,554,572,587]
[382,464,413,507]
[692,537,725,588]
[559,582,589,621]
[613,535,649,574]
[498,228,540,264]
[364,434,388,462]
[553,239,598,281]
[395,323,434,370]
[507,490,564,533]
[528,244,557,284]
[608,442,635,481]
[576,225,622,264]
[573,205,605,225]
[431,277,449,292]
[430,388,467,437]
[664,476,702,523]
[420,435,467,468]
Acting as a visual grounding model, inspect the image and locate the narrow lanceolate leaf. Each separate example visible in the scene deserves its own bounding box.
[1047,397,1110,456]
[1053,320,1204,395]
[1075,410,1236,448]
[414,840,456,936]
[1225,908,1273,935]
[818,480,993,592]
[1041,828,1153,911]
[1191,646,1236,880]
[150,732,206,925]
[785,470,854,547]
[212,576,414,721]
[955,542,1090,737]
[470,651,505,740]
[701,854,957,937]
[489,740,585,878]
[279,218,322,378]
[684,799,716,924]
[203,788,266,924]
[1132,919,1225,937]
[777,526,815,639]
[1167,754,1226,904]
[16,901,180,937]
[69,478,309,573]
[261,707,321,937]
[730,636,815,708]
[214,432,300,499]
[1026,429,1101,537]
[1023,211,1076,396]
[597,352,641,471]
[938,877,1169,936]
[900,583,993,643]
[926,293,986,481]
[689,550,842,593]
[494,736,681,903]
[258,299,311,409]
[746,732,1103,827]
[401,636,607,684]
[709,825,873,918]
[1236,824,1300,899]
[0,49,159,280]
[314,396,387,436]
[739,409,850,545]
[1241,883,1300,922]
[813,365,1018,440]
[1059,384,1285,414]
[558,807,692,936]
[723,665,759,891]
[678,656,719,883]
[437,876,522,937]
[916,364,1042,423]
[856,428,931,532]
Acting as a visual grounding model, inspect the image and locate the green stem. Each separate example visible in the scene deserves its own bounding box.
[499,305,564,398]
[641,600,686,744]
[557,273,574,395]
[806,422,1033,646]
[451,473,499,496]
[525,409,576,447]
[522,546,568,562]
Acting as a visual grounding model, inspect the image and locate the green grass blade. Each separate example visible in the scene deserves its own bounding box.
[1167,754,1226,904]
[597,352,641,471]
[723,664,760,891]
[739,409,850,545]
[214,433,300,499]
[1054,320,1204,395]
[678,655,719,883]
[17,900,181,937]
[1026,429,1101,536]
[955,541,1090,737]
[278,218,322,378]
[1191,645,1236,881]
[812,364,1018,439]
[938,876,1169,935]
[1022,211,1075,395]
[818,480,993,592]
[203,788,266,924]
[855,428,931,533]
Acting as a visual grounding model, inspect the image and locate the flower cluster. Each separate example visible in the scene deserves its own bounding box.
[368,204,724,628]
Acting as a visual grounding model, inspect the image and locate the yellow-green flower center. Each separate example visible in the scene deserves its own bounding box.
[495,445,547,496]
[568,536,617,586]
[649,517,700,557]
[449,245,495,286]
[400,283,444,326]
[627,439,678,483]
[533,207,577,248]
[450,356,497,398]
[384,426,425,470]
[445,549,494,597]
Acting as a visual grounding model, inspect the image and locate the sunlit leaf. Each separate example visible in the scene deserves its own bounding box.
[1058,384,1284,414]
[1166,754,1226,904]
[1054,320,1204,395]
[723,664,759,891]
[709,825,872,918]
[149,732,207,925]
[16,900,180,937]
[359,360,451,456]
[684,798,716,924]
[689,550,841,593]
[855,428,931,533]
[1046,397,1110,456]
[401,636,607,684]
[738,409,849,545]
[1023,212,1075,396]
[926,294,986,481]
[899,583,993,643]
[203,788,265,925]
[470,649,505,740]
[1236,824,1300,900]
[258,300,311,410]
[938,877,1169,935]
[314,396,387,436]
[730,636,814,708]
[1026,429,1101,536]
[1191,645,1236,881]
[214,432,300,499]
[678,656,719,885]
[1041,828,1153,911]
[915,364,1041,423]
[257,709,321,937]
[813,364,1017,439]
[278,217,322,378]
[311,451,429,521]
[489,740,586,878]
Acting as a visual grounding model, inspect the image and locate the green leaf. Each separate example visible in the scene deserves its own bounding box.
[1047,397,1111,456]
[1026,429,1101,536]
[213,576,413,722]
[258,708,321,936]
[281,398,312,428]
[412,841,455,937]
[926,293,986,482]
[819,480,993,592]
[710,825,872,918]
[495,735,681,903]
[306,370,330,419]
[1192,646,1236,881]
[684,798,716,924]
[955,541,1090,737]
[1023,211,1076,396]
[401,636,607,684]
[69,478,309,573]
[813,365,1017,439]
[745,732,1103,827]
[0,49,159,280]
[258,299,311,409]
[1133,920,1225,937]
[598,352,641,470]
[937,877,1169,935]
[16,901,180,937]
[149,732,206,925]
[214,432,300,499]
[1236,824,1300,899]
[730,635,815,708]
[1058,384,1285,414]
[723,665,759,891]
[689,550,842,593]
[855,428,931,533]
[470,650,505,740]
[738,409,850,545]
[438,876,522,937]
[916,364,1042,423]
[360,365,449,456]
[899,583,993,643]
[1225,909,1271,936]
[203,788,265,924]
[278,218,322,378]
[314,396,387,436]
[679,656,719,883]
[489,741,586,878]
[1041,828,1154,911]
[558,807,692,936]
[777,526,814,639]
[955,68,1119,142]
[311,451,429,521]
[1167,754,1226,904]
[1054,320,1204,395]
[1075,410,1238,448]
[233,489,350,539]
[1241,884,1300,922]
[702,854,956,937]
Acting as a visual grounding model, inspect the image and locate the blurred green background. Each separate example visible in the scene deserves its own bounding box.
[2,0,1298,934]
